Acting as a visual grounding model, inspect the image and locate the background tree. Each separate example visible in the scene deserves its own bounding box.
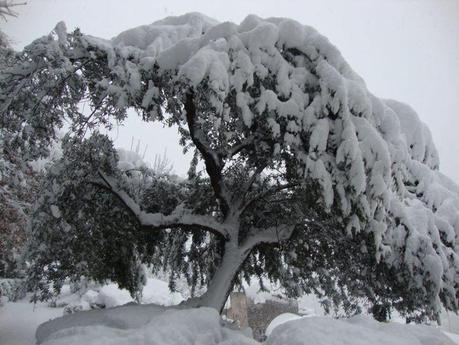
[1,14,458,320]
[0,0,33,285]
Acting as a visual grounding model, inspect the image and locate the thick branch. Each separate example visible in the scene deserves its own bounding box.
[96,171,230,239]
[241,224,296,253]
[184,90,231,217]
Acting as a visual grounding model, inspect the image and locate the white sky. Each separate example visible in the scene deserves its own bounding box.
[2,0,459,181]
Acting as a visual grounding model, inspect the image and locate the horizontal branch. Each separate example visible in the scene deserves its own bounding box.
[241,223,296,253]
[96,171,231,239]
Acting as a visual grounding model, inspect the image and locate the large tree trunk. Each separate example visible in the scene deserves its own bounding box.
[197,242,250,312]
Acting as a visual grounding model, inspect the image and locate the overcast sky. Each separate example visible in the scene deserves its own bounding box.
[2,0,459,181]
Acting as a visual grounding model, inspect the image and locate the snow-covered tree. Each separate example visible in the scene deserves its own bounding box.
[0,0,40,281]
[1,14,459,320]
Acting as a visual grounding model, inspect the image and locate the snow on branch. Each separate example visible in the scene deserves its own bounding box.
[97,171,230,239]
[241,224,297,252]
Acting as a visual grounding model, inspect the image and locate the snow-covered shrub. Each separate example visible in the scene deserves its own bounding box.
[0,278,25,302]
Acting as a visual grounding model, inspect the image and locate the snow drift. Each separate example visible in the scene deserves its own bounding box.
[266,315,456,345]
[36,305,257,345]
[36,305,455,345]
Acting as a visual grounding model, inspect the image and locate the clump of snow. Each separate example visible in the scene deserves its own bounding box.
[266,315,456,345]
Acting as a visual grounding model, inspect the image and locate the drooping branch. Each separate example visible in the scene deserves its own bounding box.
[184,90,231,218]
[96,171,231,239]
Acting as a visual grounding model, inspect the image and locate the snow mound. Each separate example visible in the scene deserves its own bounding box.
[36,303,167,344]
[36,305,457,345]
[36,306,257,345]
[265,312,302,336]
[266,315,456,345]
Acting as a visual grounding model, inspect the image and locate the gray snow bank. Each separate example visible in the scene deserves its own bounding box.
[36,305,258,345]
[266,315,455,345]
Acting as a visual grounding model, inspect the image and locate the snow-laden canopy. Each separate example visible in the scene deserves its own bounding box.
[77,13,459,313]
[3,13,459,317]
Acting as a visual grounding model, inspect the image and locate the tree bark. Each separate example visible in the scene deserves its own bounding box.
[195,242,250,313]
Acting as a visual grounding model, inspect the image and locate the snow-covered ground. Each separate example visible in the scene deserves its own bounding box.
[8,302,459,345]
[0,299,64,345]
[2,278,459,345]
[0,278,184,345]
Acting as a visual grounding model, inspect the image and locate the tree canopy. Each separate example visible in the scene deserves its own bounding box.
[1,13,458,319]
